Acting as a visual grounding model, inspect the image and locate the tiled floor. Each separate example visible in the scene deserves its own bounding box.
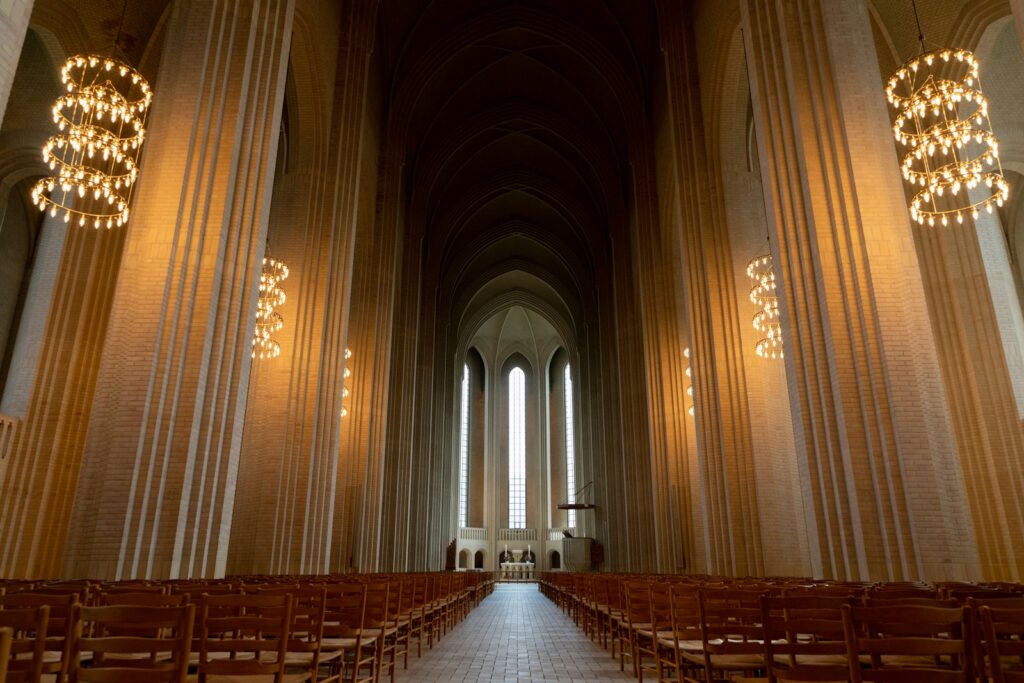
[400,582,635,682]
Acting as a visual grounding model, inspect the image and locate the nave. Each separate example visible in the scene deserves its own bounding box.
[403,583,631,682]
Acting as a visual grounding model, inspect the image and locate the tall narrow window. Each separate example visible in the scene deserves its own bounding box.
[564,364,577,529]
[458,363,470,528]
[508,366,526,529]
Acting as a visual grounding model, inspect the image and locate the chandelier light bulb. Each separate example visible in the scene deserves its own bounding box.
[31,54,152,229]
[886,48,1008,225]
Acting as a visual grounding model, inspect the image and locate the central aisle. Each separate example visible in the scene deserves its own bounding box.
[403,582,636,682]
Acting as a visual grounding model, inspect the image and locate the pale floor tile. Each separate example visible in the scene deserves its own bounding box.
[400,582,635,682]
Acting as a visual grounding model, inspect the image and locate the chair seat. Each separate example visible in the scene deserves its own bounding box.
[282,649,342,666]
[636,628,673,640]
[774,653,848,666]
[681,651,764,670]
[658,636,705,652]
[188,674,311,683]
[321,636,377,650]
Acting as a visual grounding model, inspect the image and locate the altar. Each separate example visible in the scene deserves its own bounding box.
[499,561,535,581]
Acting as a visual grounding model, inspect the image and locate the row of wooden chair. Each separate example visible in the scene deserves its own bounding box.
[0,571,496,683]
[539,572,1024,683]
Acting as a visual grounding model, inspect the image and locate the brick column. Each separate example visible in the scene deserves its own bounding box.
[64,0,294,580]
[742,0,979,580]
[228,0,378,576]
[0,224,125,578]
[0,0,32,127]
[658,0,766,577]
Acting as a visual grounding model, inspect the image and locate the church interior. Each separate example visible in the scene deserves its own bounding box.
[1,0,1024,681]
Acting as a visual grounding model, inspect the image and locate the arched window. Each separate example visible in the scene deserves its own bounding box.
[458,363,470,528]
[508,366,526,529]
[563,363,577,529]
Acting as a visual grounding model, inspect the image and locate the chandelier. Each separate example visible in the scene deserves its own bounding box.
[341,348,352,417]
[30,54,152,228]
[684,347,694,417]
[252,256,289,360]
[747,254,783,360]
[886,46,1008,225]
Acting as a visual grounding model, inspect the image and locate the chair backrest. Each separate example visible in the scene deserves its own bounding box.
[196,593,292,681]
[698,588,764,656]
[0,592,76,673]
[761,594,851,682]
[668,584,701,646]
[399,577,415,616]
[324,582,367,639]
[386,579,403,624]
[259,586,326,672]
[0,605,49,683]
[841,604,972,683]
[98,592,188,607]
[70,603,195,683]
[980,605,1024,683]
[623,581,652,628]
[863,596,958,608]
[364,582,391,630]
[648,581,673,634]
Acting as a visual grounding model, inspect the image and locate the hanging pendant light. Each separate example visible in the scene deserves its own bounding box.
[885,0,1008,225]
[30,1,153,229]
[252,256,289,360]
[341,348,353,417]
[747,253,784,360]
[684,346,694,417]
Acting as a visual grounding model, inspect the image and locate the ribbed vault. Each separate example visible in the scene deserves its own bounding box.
[375,0,661,570]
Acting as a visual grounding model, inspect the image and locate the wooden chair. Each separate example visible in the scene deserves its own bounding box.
[321,583,375,683]
[841,603,973,682]
[620,580,652,676]
[636,580,672,683]
[760,594,853,682]
[259,586,331,683]
[361,582,392,683]
[979,605,1024,683]
[655,583,701,683]
[405,576,429,658]
[68,603,194,683]
[0,592,77,681]
[0,606,48,683]
[194,593,294,683]
[391,577,414,671]
[684,588,766,683]
[380,579,405,683]
[969,597,1024,682]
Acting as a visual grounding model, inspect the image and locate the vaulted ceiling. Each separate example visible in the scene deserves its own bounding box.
[379,0,660,338]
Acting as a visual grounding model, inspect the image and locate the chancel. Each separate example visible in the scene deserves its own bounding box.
[1,0,1024,681]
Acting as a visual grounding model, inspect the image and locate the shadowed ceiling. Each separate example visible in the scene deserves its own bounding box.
[379,0,659,336]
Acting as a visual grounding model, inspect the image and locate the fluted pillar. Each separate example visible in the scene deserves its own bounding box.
[64,0,294,580]
[742,0,979,580]
[228,0,378,576]
[628,145,694,572]
[0,0,32,126]
[0,224,125,578]
[658,0,765,576]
